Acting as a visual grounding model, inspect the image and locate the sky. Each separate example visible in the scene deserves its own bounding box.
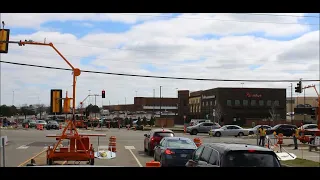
[0,13,319,108]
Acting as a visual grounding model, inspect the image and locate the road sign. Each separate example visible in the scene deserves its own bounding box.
[206,114,209,119]
[212,109,216,117]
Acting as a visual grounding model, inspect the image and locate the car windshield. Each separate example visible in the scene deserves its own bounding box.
[272,124,281,129]
[30,120,36,123]
[154,132,174,137]
[167,138,196,149]
[225,151,280,167]
[49,121,58,125]
[37,120,46,123]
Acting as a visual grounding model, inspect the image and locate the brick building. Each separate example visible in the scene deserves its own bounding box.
[188,87,286,126]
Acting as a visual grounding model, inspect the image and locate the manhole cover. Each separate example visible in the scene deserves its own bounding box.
[27,141,69,147]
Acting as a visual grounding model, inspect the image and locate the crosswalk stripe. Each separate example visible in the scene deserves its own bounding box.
[17,145,29,149]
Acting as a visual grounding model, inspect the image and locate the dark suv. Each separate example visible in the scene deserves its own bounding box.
[185,143,281,167]
[266,124,297,137]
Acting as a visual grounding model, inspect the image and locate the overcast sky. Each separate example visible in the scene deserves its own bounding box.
[0,13,319,107]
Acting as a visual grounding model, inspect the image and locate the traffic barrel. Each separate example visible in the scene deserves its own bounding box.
[146,161,161,167]
[193,138,202,147]
[108,136,117,152]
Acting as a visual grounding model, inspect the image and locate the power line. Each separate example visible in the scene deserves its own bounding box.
[8,49,319,72]
[1,60,319,83]
[115,13,319,26]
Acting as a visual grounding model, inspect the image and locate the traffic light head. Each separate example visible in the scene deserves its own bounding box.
[0,29,10,53]
[102,90,105,98]
[295,81,302,93]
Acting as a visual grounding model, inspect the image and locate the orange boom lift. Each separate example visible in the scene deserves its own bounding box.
[1,27,106,165]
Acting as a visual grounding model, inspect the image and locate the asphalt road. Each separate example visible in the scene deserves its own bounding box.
[1,128,319,167]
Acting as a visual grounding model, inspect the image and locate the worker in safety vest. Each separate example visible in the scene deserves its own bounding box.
[258,127,266,146]
[292,128,300,150]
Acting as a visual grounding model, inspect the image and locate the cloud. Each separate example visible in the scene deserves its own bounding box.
[0,13,319,107]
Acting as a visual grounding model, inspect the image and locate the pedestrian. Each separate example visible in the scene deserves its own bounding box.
[292,128,300,150]
[259,127,266,147]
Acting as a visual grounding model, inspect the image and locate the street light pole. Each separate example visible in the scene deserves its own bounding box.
[290,83,293,124]
[160,86,162,118]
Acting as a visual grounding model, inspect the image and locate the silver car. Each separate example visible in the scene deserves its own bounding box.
[209,125,249,137]
[187,122,221,135]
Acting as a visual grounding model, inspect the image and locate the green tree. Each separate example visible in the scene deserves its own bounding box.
[142,116,147,126]
[129,118,133,127]
[149,116,155,127]
[137,117,141,126]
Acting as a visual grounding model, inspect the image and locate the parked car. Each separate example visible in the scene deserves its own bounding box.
[299,124,319,136]
[22,119,36,128]
[189,119,210,126]
[209,125,249,137]
[248,125,272,135]
[35,120,47,128]
[266,124,297,137]
[46,120,60,130]
[144,129,175,156]
[153,137,197,167]
[185,143,281,167]
[187,122,221,135]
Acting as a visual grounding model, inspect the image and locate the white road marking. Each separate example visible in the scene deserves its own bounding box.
[125,146,143,167]
[17,145,29,149]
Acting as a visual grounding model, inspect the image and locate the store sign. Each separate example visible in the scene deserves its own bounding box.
[202,95,215,99]
[246,92,262,98]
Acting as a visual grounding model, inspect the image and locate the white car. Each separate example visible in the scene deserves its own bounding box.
[35,120,47,128]
[209,125,250,137]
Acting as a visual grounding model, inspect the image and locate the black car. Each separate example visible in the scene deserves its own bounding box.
[153,137,197,167]
[46,120,60,130]
[185,143,281,167]
[266,124,297,137]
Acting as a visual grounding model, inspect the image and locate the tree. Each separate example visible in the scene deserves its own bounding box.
[142,116,147,126]
[269,102,277,125]
[149,116,155,127]
[124,117,129,125]
[137,117,141,126]
[129,118,133,127]
[214,103,223,124]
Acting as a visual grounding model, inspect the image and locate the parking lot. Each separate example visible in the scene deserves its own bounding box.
[1,128,319,167]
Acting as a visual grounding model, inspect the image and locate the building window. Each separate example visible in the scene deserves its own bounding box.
[243,100,248,106]
[235,100,240,106]
[210,101,213,106]
[213,100,216,106]
[251,100,256,106]
[274,100,280,106]
[227,100,232,106]
[206,101,209,106]
[267,100,272,106]
[259,100,264,106]
[202,102,205,106]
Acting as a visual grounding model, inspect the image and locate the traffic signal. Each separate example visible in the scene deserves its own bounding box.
[295,81,302,93]
[102,90,105,98]
[0,29,10,53]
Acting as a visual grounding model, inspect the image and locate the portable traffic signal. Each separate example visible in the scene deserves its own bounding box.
[295,81,302,93]
[63,97,71,113]
[102,90,105,98]
[50,89,63,114]
[0,29,10,53]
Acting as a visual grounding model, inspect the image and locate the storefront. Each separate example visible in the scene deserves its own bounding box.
[193,87,286,126]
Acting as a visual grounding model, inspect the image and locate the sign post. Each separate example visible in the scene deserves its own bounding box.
[183,115,186,134]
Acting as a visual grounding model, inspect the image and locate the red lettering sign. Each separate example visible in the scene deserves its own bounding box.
[246,92,262,98]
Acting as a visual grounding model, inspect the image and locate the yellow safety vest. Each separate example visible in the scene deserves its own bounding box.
[259,129,266,136]
[294,129,300,137]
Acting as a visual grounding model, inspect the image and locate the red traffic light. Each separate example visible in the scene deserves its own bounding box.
[102,90,105,98]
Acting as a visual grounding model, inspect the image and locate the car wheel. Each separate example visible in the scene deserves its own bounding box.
[147,144,153,156]
[191,129,198,135]
[215,132,221,137]
[238,132,244,137]
[249,131,254,135]
[153,152,157,161]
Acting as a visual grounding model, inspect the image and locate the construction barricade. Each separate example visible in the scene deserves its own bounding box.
[146,160,161,167]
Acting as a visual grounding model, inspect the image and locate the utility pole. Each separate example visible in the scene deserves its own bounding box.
[153,89,155,116]
[12,90,14,106]
[160,86,162,117]
[290,83,293,124]
[303,87,306,123]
